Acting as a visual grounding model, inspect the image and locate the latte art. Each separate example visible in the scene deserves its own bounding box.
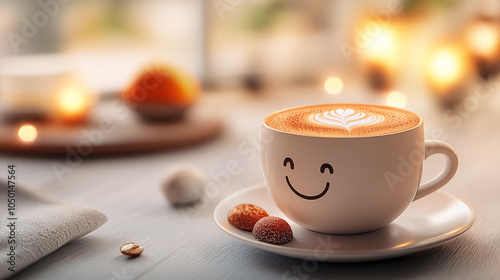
[309,109,385,131]
[264,104,421,137]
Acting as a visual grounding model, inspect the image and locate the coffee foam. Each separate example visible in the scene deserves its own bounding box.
[309,108,385,131]
[265,104,421,137]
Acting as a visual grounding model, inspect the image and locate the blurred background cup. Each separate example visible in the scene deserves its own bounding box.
[0,55,94,123]
[0,55,70,120]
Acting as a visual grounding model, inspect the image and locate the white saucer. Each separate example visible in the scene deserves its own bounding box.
[214,184,474,262]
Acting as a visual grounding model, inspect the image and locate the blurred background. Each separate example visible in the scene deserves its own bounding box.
[1,0,500,165]
[0,0,499,94]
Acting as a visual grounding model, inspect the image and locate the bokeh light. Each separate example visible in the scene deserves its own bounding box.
[361,23,399,70]
[324,76,343,94]
[18,124,38,143]
[364,26,397,60]
[466,21,500,58]
[426,45,468,91]
[386,91,407,108]
[56,85,91,120]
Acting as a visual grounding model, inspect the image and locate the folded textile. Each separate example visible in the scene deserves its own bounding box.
[0,179,107,279]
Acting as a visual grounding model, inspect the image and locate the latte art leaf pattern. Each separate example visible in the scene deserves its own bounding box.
[309,109,385,131]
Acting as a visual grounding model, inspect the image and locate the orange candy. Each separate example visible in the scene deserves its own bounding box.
[122,63,200,119]
[228,204,269,231]
[252,216,293,245]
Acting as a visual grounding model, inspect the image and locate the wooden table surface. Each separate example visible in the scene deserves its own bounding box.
[2,85,500,280]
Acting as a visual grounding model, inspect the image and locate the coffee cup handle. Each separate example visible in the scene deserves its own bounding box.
[413,140,459,201]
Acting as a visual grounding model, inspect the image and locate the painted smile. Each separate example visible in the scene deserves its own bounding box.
[285,176,330,200]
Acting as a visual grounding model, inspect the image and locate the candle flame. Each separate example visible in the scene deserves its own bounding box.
[57,85,90,120]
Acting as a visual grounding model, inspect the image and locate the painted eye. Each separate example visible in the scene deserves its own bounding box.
[283,157,294,170]
[320,163,334,174]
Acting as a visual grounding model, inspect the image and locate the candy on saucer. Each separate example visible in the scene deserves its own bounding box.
[252,216,293,245]
[228,204,268,231]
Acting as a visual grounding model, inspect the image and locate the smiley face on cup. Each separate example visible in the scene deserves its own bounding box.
[261,104,458,234]
[283,157,333,200]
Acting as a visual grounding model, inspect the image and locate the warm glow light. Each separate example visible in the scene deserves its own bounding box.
[57,85,90,120]
[386,91,407,108]
[18,124,38,143]
[362,23,398,64]
[467,21,500,58]
[324,76,343,94]
[427,45,467,91]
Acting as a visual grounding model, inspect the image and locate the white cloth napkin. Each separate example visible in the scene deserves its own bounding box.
[0,179,107,279]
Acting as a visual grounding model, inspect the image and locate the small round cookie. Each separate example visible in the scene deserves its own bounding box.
[228,204,268,231]
[252,216,293,245]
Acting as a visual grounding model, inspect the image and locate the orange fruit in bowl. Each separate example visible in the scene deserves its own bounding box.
[122,63,201,121]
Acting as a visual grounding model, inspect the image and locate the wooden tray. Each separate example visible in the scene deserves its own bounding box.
[0,101,223,156]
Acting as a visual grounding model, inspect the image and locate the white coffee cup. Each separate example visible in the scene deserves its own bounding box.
[260,104,458,234]
[0,55,71,118]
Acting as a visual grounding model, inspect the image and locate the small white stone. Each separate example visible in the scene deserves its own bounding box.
[161,165,207,206]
